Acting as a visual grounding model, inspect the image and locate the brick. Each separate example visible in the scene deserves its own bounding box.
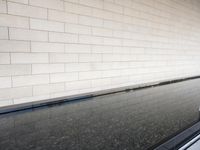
[0,0,200,108]
[65,2,92,16]
[0,14,29,29]
[0,40,30,52]
[65,24,91,35]
[0,0,7,13]
[0,65,31,76]
[8,2,47,19]
[79,71,102,80]
[32,64,64,74]
[65,44,91,53]
[11,53,49,64]
[92,27,113,37]
[0,77,11,89]
[8,0,28,4]
[0,27,8,39]
[79,35,103,45]
[0,86,32,100]
[0,100,13,107]
[91,78,111,87]
[31,42,64,53]
[50,53,78,63]
[79,15,103,27]
[48,9,78,24]
[30,18,64,32]
[50,72,78,83]
[79,0,103,9]
[79,54,102,62]
[9,28,48,41]
[92,45,113,54]
[65,63,91,72]
[0,53,10,64]
[49,32,78,43]
[29,0,64,10]
[13,95,50,104]
[13,75,50,87]
[33,83,64,96]
[65,80,91,91]
[104,2,123,13]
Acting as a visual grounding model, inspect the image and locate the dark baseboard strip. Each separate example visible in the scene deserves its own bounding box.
[153,121,200,150]
[0,75,200,115]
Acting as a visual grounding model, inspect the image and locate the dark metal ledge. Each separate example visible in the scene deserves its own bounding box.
[0,75,200,115]
[154,121,200,150]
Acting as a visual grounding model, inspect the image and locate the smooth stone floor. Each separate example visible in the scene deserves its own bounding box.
[1,79,200,150]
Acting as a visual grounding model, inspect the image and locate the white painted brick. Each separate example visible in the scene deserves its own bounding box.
[29,0,64,10]
[8,0,28,4]
[0,0,7,13]
[65,63,91,72]
[104,2,123,13]
[64,2,92,16]
[79,35,103,45]
[104,37,122,46]
[48,9,78,24]
[92,45,113,54]
[8,2,47,19]
[0,86,32,100]
[102,70,121,78]
[0,40,30,52]
[33,83,64,96]
[65,24,91,35]
[0,77,11,89]
[91,78,111,87]
[102,54,121,62]
[11,53,48,64]
[79,54,102,62]
[0,65,31,76]
[90,62,112,70]
[79,15,103,27]
[0,0,200,107]
[50,90,79,98]
[50,72,78,83]
[79,71,102,80]
[32,64,64,74]
[9,28,48,41]
[65,0,78,3]
[65,44,91,53]
[0,53,10,64]
[13,95,50,104]
[0,99,13,107]
[79,0,103,9]
[92,8,113,20]
[13,74,49,87]
[49,32,78,43]
[76,4,92,16]
[31,42,64,53]
[0,27,8,39]
[0,14,29,29]
[64,2,78,13]
[30,18,64,32]
[50,53,78,63]
[92,27,113,37]
[65,80,91,91]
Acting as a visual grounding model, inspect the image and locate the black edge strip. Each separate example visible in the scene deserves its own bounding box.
[151,122,200,150]
[183,137,200,149]
[0,75,200,115]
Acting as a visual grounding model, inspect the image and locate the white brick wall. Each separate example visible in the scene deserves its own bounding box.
[0,0,200,107]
